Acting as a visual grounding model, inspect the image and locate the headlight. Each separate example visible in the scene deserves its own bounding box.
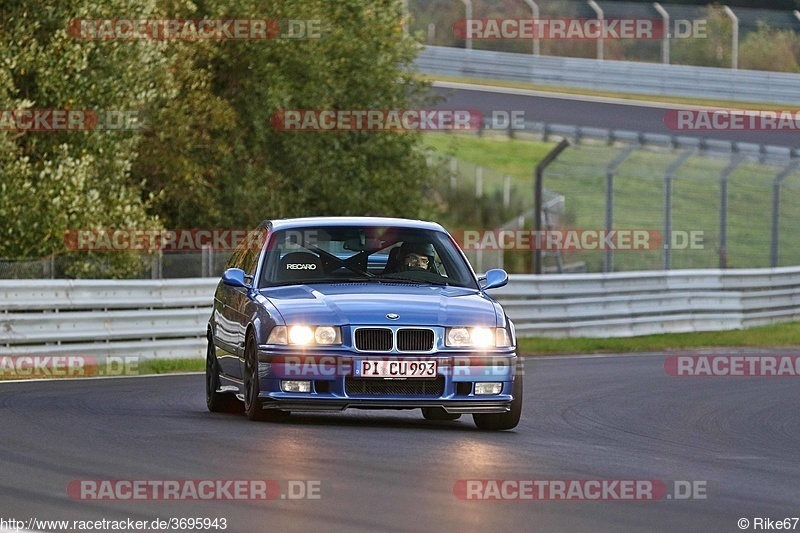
[267,326,287,344]
[314,326,340,345]
[267,325,342,346]
[445,327,512,348]
[289,325,314,345]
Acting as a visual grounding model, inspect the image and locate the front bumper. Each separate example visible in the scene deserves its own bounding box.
[253,350,518,414]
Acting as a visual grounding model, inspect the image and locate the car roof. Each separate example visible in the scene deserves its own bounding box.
[260,216,448,233]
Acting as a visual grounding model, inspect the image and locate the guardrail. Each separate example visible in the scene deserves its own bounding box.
[493,267,800,337]
[2,268,799,359]
[416,46,800,105]
[0,279,218,359]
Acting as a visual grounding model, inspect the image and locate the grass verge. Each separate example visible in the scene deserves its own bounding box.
[421,74,783,111]
[3,322,799,383]
[0,357,204,381]
[422,130,800,270]
[138,358,205,374]
[518,322,800,355]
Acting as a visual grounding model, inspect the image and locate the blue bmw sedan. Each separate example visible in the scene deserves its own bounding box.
[206,217,522,430]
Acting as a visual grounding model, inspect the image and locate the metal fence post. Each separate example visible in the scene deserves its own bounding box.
[663,150,695,270]
[534,139,570,274]
[770,160,800,267]
[151,251,163,279]
[653,3,670,64]
[604,145,638,272]
[521,0,541,55]
[588,1,604,61]
[461,0,473,49]
[718,154,744,269]
[723,6,739,70]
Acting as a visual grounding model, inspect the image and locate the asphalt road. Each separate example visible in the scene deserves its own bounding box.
[431,83,800,150]
[1,352,798,533]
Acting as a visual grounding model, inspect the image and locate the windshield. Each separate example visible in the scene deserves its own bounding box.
[258,225,477,289]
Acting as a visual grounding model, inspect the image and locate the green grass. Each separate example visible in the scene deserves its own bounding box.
[518,321,800,355]
[4,324,799,383]
[422,132,800,271]
[137,358,204,374]
[0,357,204,381]
[424,131,557,177]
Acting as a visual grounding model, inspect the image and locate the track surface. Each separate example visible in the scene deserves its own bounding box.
[432,84,800,150]
[1,352,798,532]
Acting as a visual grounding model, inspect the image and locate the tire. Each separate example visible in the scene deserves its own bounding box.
[472,369,523,431]
[206,337,243,413]
[421,407,461,421]
[243,332,290,422]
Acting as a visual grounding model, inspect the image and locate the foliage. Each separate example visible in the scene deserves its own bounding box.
[0,0,165,277]
[739,22,800,73]
[1,0,434,277]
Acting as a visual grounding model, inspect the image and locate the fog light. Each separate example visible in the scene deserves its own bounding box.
[282,380,311,393]
[474,382,502,395]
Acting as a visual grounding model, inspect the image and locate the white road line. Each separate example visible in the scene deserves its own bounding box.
[525,352,668,361]
[0,371,203,385]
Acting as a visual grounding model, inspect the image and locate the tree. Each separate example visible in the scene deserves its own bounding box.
[132,0,432,229]
[2,0,434,277]
[0,0,165,277]
[740,22,800,73]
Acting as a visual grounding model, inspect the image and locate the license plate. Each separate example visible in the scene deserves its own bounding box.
[358,360,437,378]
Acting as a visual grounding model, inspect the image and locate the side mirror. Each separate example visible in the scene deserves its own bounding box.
[221,268,250,288]
[481,268,508,291]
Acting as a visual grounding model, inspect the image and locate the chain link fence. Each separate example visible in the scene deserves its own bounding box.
[542,142,800,272]
[4,127,798,278]
[0,250,233,280]
[426,122,800,274]
[410,0,800,67]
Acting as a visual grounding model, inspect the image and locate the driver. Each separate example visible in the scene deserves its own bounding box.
[398,242,435,272]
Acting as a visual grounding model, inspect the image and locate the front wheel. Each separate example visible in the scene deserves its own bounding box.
[243,332,290,422]
[206,337,243,413]
[473,369,523,431]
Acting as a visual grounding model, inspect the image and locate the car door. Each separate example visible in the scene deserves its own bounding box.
[226,228,265,379]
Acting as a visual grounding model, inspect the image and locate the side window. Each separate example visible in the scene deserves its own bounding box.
[240,228,267,277]
[225,228,267,277]
[225,247,244,270]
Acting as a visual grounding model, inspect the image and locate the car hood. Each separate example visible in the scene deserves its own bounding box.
[259,283,500,327]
